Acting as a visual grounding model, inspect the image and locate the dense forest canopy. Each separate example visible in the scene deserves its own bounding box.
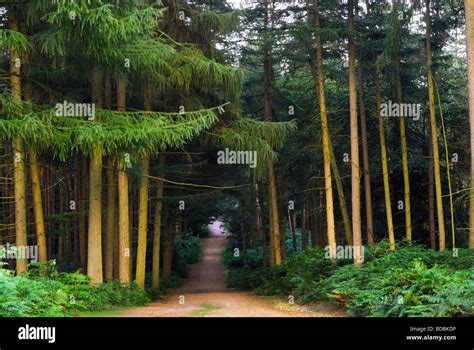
[0,0,473,318]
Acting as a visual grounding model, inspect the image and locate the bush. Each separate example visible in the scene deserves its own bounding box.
[320,259,474,317]
[0,267,151,317]
[171,235,202,280]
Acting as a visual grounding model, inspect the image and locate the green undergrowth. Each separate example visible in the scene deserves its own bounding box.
[223,241,474,317]
[0,266,150,317]
[0,234,203,317]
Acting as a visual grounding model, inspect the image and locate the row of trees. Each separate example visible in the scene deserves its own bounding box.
[1,0,474,290]
[0,0,295,287]
[230,0,474,267]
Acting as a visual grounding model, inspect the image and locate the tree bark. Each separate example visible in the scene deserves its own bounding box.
[79,157,88,272]
[329,139,353,245]
[348,0,362,264]
[104,156,116,281]
[426,0,446,250]
[9,9,28,274]
[465,0,474,248]
[135,156,150,289]
[29,152,47,264]
[395,56,412,244]
[87,146,103,284]
[357,62,374,245]
[288,208,297,252]
[151,155,164,290]
[428,124,437,249]
[314,0,336,258]
[118,169,131,283]
[374,54,395,250]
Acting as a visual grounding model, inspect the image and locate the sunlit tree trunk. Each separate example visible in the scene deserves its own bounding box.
[466,0,474,248]
[87,145,103,284]
[86,64,104,284]
[263,0,281,266]
[116,77,131,283]
[118,167,131,283]
[329,139,352,245]
[104,156,116,281]
[428,125,436,249]
[13,138,27,274]
[104,77,114,280]
[425,0,446,250]
[348,0,362,264]
[9,9,27,274]
[29,150,47,264]
[314,0,336,259]
[24,85,47,265]
[357,62,374,245]
[395,57,412,244]
[136,156,149,289]
[374,57,395,250]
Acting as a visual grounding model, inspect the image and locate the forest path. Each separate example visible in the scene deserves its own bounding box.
[109,221,343,317]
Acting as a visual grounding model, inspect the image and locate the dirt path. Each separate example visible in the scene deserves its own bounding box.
[111,222,343,317]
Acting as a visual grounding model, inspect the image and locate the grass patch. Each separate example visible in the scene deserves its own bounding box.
[186,303,221,317]
[78,308,124,317]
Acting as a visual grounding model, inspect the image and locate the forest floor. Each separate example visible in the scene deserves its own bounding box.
[94,222,344,317]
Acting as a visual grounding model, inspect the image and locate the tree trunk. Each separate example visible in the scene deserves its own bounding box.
[288,208,297,253]
[314,0,336,258]
[104,75,112,110]
[267,164,281,265]
[426,0,446,250]
[466,0,474,248]
[329,139,353,245]
[395,57,412,244]
[374,55,395,250]
[9,9,27,274]
[13,138,27,274]
[251,180,259,250]
[118,169,131,283]
[428,124,437,249]
[357,62,374,245]
[104,156,116,281]
[86,63,104,284]
[87,146,103,284]
[239,197,247,262]
[116,77,130,283]
[262,0,281,267]
[348,0,362,264]
[79,157,88,272]
[30,150,47,264]
[151,156,164,290]
[136,156,150,289]
[302,204,308,250]
[255,183,266,264]
[162,212,174,285]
